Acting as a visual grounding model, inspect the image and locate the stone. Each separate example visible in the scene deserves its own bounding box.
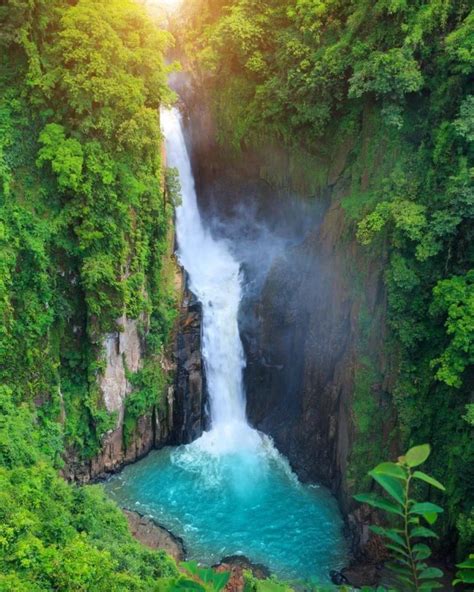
[214,555,270,592]
[123,509,185,562]
[64,270,206,483]
[217,555,270,580]
[173,283,208,443]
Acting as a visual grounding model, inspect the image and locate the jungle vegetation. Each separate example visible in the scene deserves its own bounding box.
[0,0,184,588]
[0,0,472,588]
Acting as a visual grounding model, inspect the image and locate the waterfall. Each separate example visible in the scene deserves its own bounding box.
[105,108,349,579]
[161,108,260,455]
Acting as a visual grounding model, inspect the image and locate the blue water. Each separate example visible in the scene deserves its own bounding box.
[104,440,349,582]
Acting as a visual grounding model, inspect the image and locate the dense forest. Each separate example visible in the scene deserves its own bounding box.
[0,0,188,588]
[0,0,472,590]
[175,0,473,557]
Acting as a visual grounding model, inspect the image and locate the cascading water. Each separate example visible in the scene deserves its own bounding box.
[105,108,349,582]
[161,108,258,454]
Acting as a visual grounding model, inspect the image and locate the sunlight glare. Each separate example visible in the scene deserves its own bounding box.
[144,0,182,13]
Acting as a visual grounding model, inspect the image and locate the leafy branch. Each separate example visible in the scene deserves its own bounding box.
[453,554,474,587]
[355,444,445,591]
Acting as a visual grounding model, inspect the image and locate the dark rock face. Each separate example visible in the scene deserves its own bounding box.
[244,203,358,491]
[173,283,208,443]
[62,390,174,484]
[243,195,386,509]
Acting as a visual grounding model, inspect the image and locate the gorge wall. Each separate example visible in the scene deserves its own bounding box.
[64,272,207,484]
[182,93,398,552]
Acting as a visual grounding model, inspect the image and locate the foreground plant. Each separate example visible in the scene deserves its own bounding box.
[180,561,230,591]
[355,444,445,591]
[454,554,474,587]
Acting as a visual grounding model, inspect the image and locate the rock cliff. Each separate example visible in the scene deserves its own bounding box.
[172,282,208,443]
[64,272,207,483]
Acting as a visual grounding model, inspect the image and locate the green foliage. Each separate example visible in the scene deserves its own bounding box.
[0,384,182,591]
[177,0,471,148]
[165,166,183,206]
[430,271,474,388]
[355,445,445,591]
[453,554,474,586]
[181,561,230,591]
[0,0,179,458]
[37,124,84,191]
[243,572,294,591]
[349,49,423,100]
[0,386,40,469]
[0,2,189,589]
[123,360,167,448]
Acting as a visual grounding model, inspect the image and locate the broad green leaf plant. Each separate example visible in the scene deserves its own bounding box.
[454,554,474,587]
[181,561,230,591]
[355,444,445,591]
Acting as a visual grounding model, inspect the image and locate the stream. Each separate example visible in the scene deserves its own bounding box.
[104,108,349,583]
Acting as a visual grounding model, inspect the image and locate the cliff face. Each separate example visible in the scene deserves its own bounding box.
[245,208,356,489]
[244,196,388,502]
[173,283,208,444]
[64,274,207,483]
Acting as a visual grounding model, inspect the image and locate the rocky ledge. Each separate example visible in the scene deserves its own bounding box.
[123,509,185,562]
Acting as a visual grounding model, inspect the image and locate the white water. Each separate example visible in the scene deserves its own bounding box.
[161,108,261,455]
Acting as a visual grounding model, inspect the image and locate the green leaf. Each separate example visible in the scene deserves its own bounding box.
[386,562,412,576]
[386,543,410,558]
[181,562,230,591]
[405,444,431,467]
[456,556,474,569]
[395,576,416,589]
[370,525,406,548]
[454,556,474,585]
[181,561,200,576]
[409,502,443,516]
[372,462,407,479]
[210,572,231,591]
[417,562,429,570]
[173,579,207,591]
[454,570,474,584]
[412,471,445,491]
[410,526,439,538]
[419,582,443,590]
[412,543,432,560]
[354,493,403,516]
[418,567,443,579]
[247,582,290,592]
[369,471,405,504]
[423,512,439,525]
